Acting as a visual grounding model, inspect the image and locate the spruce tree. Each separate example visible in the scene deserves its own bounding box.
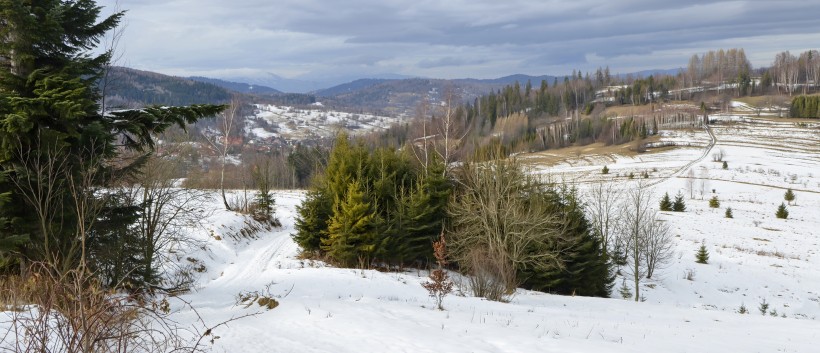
[695,243,709,264]
[399,164,450,264]
[709,196,720,208]
[659,192,673,211]
[725,207,733,218]
[322,181,378,267]
[0,0,224,272]
[293,184,333,253]
[775,203,789,219]
[601,165,609,174]
[673,191,687,212]
[784,189,795,205]
[722,161,728,169]
[519,186,613,297]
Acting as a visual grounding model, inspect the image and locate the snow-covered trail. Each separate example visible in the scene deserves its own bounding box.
[165,113,820,352]
[167,185,820,353]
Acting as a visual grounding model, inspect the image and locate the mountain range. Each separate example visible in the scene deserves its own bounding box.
[103,66,680,115]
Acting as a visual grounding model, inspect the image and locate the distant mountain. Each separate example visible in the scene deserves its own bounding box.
[188,76,281,95]
[456,74,557,86]
[314,79,393,97]
[103,67,232,108]
[102,66,682,115]
[617,68,683,78]
[220,73,324,94]
[220,72,416,94]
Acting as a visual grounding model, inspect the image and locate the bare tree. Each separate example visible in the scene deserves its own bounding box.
[619,184,652,302]
[121,156,212,291]
[618,183,675,301]
[698,168,710,200]
[203,98,241,210]
[410,100,432,175]
[642,217,674,279]
[98,0,127,114]
[434,85,469,177]
[686,169,696,199]
[66,139,112,272]
[448,159,567,301]
[9,134,71,272]
[585,181,622,258]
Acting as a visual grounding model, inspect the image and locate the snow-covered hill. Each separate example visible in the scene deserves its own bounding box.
[171,110,820,352]
[245,104,400,143]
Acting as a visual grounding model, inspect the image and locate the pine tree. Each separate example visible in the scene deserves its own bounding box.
[775,203,789,219]
[709,196,720,208]
[722,161,728,169]
[784,189,795,205]
[725,207,733,218]
[673,191,687,212]
[601,165,609,174]
[0,0,224,272]
[696,243,709,264]
[659,192,673,211]
[322,181,378,267]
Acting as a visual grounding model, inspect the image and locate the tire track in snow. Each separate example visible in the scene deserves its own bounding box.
[645,124,716,188]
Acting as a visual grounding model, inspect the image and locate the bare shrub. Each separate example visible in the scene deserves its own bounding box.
[0,263,226,353]
[448,159,566,301]
[463,248,515,302]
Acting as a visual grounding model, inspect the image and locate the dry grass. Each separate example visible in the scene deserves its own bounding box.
[732,95,792,108]
[518,136,668,167]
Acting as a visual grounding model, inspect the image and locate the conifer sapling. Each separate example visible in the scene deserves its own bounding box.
[775,203,789,219]
[696,242,709,264]
[725,207,733,218]
[659,192,673,211]
[784,189,795,205]
[673,191,687,212]
[423,232,454,310]
[709,196,720,208]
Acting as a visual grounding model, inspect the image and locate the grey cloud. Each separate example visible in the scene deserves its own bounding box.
[417,57,488,69]
[98,0,820,80]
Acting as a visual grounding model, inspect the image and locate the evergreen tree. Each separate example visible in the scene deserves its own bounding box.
[659,192,673,211]
[293,184,333,253]
[395,161,450,264]
[784,189,795,205]
[695,243,709,264]
[709,196,720,208]
[601,165,609,174]
[672,191,687,212]
[725,207,733,218]
[322,181,378,267]
[519,187,613,297]
[0,0,224,272]
[775,203,789,219]
[618,279,632,299]
[722,161,728,169]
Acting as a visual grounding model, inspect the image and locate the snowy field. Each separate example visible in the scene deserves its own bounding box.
[245,104,399,141]
[162,109,819,352]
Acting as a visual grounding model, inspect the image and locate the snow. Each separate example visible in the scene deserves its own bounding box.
[166,107,819,352]
[5,104,819,351]
[246,104,400,142]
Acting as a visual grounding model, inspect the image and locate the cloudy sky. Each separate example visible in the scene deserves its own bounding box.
[97,0,820,82]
